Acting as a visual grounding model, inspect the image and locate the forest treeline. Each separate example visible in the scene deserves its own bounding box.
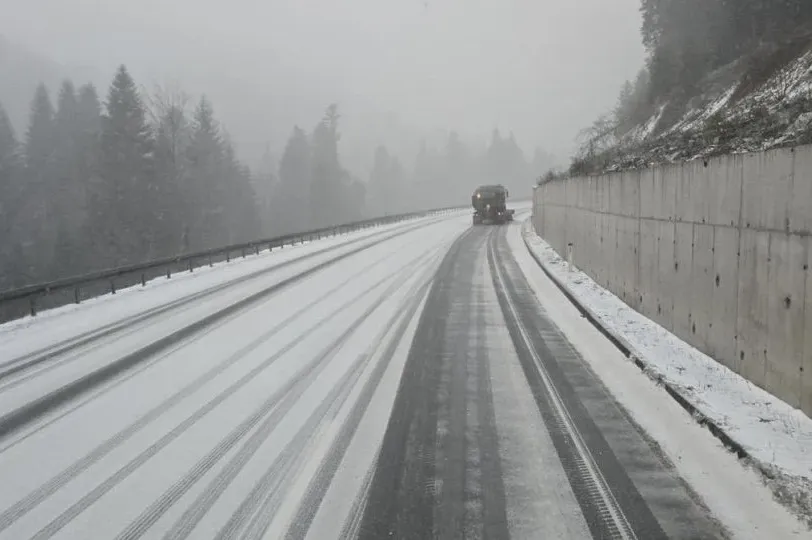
[568,0,812,174]
[0,65,545,290]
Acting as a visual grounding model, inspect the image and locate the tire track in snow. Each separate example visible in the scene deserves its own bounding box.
[115,260,424,540]
[337,466,374,540]
[0,218,444,442]
[487,230,654,539]
[280,262,439,540]
[472,261,509,539]
[0,235,436,456]
[206,351,373,540]
[0,216,442,384]
[121,338,368,540]
[156,249,444,540]
[357,229,474,539]
[0,219,433,385]
[0,244,440,535]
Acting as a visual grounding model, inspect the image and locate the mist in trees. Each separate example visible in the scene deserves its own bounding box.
[0,63,550,290]
[636,0,812,112]
[403,129,543,212]
[0,66,268,289]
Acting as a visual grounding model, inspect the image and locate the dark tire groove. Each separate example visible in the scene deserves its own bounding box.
[474,261,510,540]
[487,230,666,540]
[358,229,507,540]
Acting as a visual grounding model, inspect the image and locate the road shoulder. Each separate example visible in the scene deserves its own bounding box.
[508,216,809,538]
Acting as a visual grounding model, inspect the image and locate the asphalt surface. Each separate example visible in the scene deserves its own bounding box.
[0,214,732,539]
[359,223,729,540]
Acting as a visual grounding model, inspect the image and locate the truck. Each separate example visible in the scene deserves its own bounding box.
[471,184,515,225]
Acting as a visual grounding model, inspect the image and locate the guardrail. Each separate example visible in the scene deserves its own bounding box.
[0,206,466,320]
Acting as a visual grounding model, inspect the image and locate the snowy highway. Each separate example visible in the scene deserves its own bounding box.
[0,211,805,539]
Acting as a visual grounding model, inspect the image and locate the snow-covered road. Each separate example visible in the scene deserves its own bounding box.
[0,210,807,539]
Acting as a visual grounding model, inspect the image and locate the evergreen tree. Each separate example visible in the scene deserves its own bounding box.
[273,126,311,233]
[310,104,343,228]
[25,83,55,174]
[0,102,22,289]
[187,96,226,250]
[51,80,84,276]
[92,65,155,265]
[253,143,276,236]
[0,102,16,171]
[153,91,191,255]
[221,133,260,244]
[21,83,57,281]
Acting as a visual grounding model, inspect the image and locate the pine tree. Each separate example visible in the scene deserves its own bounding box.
[0,101,22,289]
[221,132,259,244]
[51,80,84,276]
[20,83,58,281]
[272,126,311,234]
[310,104,343,228]
[153,90,191,255]
[25,83,55,174]
[187,96,225,250]
[77,84,102,137]
[93,65,155,266]
[0,102,15,170]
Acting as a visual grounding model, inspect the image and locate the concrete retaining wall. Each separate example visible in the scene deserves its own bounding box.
[533,146,812,416]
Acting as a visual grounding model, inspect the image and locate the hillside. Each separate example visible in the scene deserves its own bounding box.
[572,35,812,175]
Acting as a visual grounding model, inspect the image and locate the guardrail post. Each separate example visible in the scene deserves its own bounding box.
[141,273,146,286]
[567,242,574,272]
[188,259,194,273]
[226,251,230,262]
[110,280,116,294]
[268,243,273,252]
[74,287,80,304]
[254,245,259,255]
[241,248,246,259]
[208,255,213,267]
[29,296,36,316]
[167,266,172,279]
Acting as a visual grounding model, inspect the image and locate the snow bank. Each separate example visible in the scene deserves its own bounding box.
[520,219,812,528]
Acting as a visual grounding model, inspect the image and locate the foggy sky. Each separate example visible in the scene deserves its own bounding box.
[1,0,644,171]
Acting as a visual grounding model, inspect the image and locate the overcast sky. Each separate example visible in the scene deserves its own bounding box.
[1,0,644,170]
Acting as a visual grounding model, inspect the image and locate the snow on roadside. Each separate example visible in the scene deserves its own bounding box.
[519,219,812,528]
